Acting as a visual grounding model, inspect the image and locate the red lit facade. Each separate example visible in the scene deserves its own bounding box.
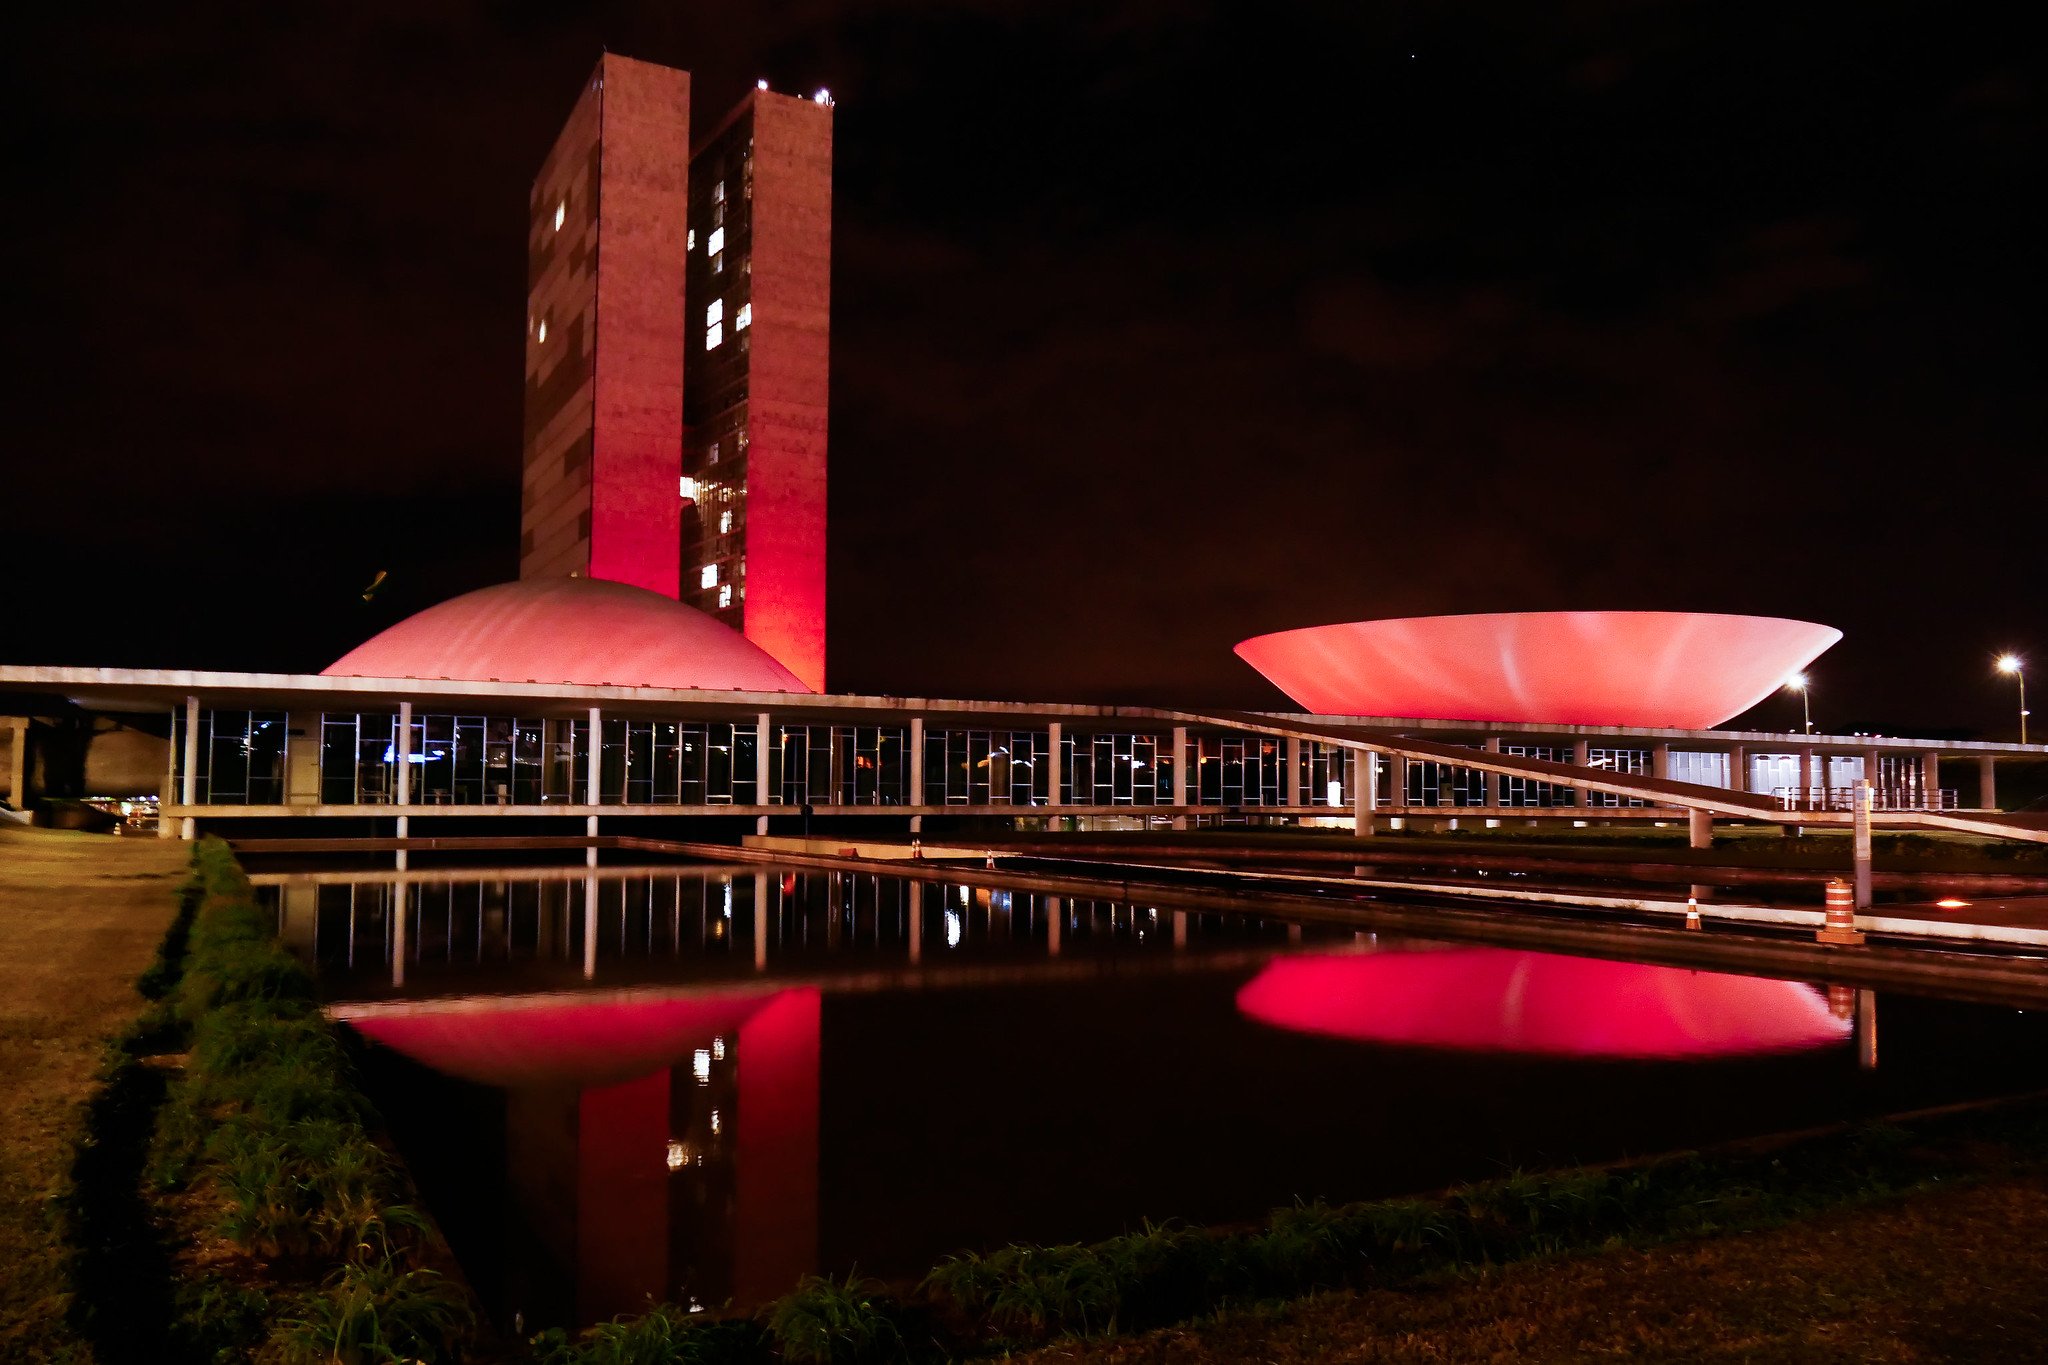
[521,55,691,599]
[681,91,832,692]
[1236,611,1843,729]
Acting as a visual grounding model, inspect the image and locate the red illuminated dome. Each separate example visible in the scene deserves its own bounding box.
[1237,950,1849,1059]
[1234,611,1839,728]
[324,578,811,692]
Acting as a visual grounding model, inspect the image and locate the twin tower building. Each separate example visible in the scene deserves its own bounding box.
[519,55,832,691]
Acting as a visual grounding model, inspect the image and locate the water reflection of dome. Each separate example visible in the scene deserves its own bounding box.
[323,577,811,693]
[348,991,788,1087]
[1236,950,1850,1059]
[1233,611,1841,728]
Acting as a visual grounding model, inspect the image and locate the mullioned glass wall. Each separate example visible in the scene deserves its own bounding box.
[170,707,1801,813]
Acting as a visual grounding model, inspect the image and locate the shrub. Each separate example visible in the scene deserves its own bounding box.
[768,1274,906,1364]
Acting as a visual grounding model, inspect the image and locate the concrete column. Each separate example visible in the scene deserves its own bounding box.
[1856,989,1877,1072]
[1571,739,1591,809]
[1864,748,1882,805]
[1688,807,1712,849]
[586,705,602,867]
[1799,748,1819,807]
[391,883,408,988]
[1285,736,1302,806]
[1351,749,1375,837]
[1483,737,1502,808]
[582,872,599,979]
[1921,752,1942,809]
[284,711,321,806]
[1046,722,1063,807]
[908,715,926,808]
[908,880,924,965]
[1044,894,1061,957]
[393,702,412,870]
[1853,779,1874,909]
[179,695,200,840]
[1171,726,1189,807]
[159,707,178,836]
[1729,744,1747,792]
[5,718,26,815]
[1652,743,1670,781]
[755,711,773,834]
[1979,755,1998,811]
[1389,754,1409,810]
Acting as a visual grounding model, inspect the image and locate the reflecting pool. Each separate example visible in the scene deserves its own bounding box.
[261,863,2048,1332]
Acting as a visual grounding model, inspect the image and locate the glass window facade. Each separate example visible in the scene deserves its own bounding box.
[171,708,287,804]
[771,724,910,806]
[1583,747,1650,807]
[1499,745,1578,807]
[1190,734,1286,806]
[1060,732,1173,806]
[922,729,1047,805]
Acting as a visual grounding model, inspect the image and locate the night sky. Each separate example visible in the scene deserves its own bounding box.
[9,3,2040,737]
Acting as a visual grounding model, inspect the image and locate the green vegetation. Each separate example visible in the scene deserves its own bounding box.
[527,1100,2045,1363]
[57,837,474,1364]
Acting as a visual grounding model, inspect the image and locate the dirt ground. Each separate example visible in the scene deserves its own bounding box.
[1021,1174,2048,1364]
[0,826,186,1363]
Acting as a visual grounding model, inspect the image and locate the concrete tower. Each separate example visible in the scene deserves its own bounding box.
[680,90,833,692]
[521,55,691,598]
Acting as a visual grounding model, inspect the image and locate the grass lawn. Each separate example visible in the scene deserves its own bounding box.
[1019,1172,2048,1363]
[0,826,186,1363]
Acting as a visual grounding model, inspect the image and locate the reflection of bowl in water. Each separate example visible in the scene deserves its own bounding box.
[1235,949,1850,1059]
[347,991,788,1087]
[1233,611,1841,728]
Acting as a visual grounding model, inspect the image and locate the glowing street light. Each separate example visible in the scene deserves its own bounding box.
[1997,654,2028,745]
[1785,672,1812,735]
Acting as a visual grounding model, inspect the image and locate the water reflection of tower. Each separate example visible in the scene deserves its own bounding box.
[353,989,820,1330]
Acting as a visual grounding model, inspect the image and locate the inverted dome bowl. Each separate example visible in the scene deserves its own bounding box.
[324,577,810,693]
[1234,611,1840,728]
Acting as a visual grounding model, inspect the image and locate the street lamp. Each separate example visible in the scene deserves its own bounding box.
[1785,672,1812,735]
[1997,654,2028,745]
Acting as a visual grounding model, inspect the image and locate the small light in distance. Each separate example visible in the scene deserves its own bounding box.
[757,78,769,90]
[1935,898,1970,910]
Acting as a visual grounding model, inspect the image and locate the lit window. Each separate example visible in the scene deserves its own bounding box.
[706,321,722,349]
[712,180,725,204]
[706,299,723,326]
[707,441,720,465]
[736,302,752,330]
[700,564,718,589]
[710,251,723,275]
[692,1048,711,1082]
[707,227,724,256]
[719,510,732,534]
[687,228,696,251]
[718,584,732,609]
[679,476,698,501]
[554,200,565,231]
[537,318,547,344]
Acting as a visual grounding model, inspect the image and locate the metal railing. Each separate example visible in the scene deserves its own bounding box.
[1772,786,1959,812]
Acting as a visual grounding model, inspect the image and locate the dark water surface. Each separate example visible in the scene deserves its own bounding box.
[262,863,2048,1332]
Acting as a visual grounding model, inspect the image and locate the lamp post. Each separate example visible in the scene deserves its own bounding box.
[1786,673,1812,735]
[1998,654,2028,746]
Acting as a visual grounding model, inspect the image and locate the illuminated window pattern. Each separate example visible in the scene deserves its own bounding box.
[772,725,910,806]
[1060,732,1174,805]
[1190,733,1286,806]
[922,729,1048,805]
[171,709,288,804]
[1582,748,1650,808]
[1499,746,1578,807]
